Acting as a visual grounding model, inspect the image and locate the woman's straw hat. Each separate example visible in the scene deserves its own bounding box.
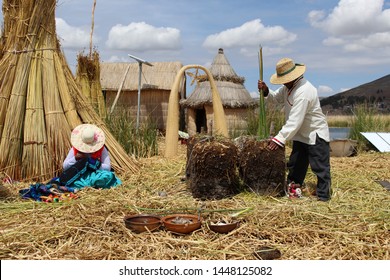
[71,124,105,153]
[270,58,306,85]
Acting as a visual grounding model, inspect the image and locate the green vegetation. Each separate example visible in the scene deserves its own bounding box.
[105,109,158,158]
[257,46,268,139]
[350,104,390,150]
[247,101,285,138]
[104,103,390,157]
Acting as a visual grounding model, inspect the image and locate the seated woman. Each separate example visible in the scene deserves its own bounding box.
[20,124,122,201]
[55,123,121,190]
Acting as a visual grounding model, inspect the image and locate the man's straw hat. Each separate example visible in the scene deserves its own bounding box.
[71,124,105,153]
[270,58,306,85]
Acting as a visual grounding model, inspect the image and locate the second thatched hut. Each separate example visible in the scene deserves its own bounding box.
[181,48,258,137]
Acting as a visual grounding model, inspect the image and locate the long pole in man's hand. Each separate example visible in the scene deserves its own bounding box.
[258,45,268,139]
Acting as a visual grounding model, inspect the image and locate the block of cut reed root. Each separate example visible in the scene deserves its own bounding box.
[238,137,285,196]
[186,137,241,200]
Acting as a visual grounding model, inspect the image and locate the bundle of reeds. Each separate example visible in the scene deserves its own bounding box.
[165,64,228,157]
[0,0,138,182]
[75,50,107,118]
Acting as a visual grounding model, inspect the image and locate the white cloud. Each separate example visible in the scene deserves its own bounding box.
[307,10,326,27]
[317,85,335,97]
[309,0,390,53]
[105,22,181,51]
[106,55,128,62]
[323,36,345,47]
[202,19,296,52]
[309,0,390,36]
[353,32,390,48]
[330,31,390,52]
[56,18,93,49]
[240,46,291,57]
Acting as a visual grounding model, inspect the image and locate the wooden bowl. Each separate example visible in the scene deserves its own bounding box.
[208,221,239,234]
[123,214,162,233]
[162,214,202,234]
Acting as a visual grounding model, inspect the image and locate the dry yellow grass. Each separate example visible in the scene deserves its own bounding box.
[0,138,389,260]
[326,115,355,127]
[327,114,390,129]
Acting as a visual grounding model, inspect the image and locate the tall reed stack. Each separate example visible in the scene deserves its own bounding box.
[76,51,107,119]
[0,0,138,182]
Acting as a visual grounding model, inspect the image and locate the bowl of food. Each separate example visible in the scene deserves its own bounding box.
[123,214,162,233]
[208,220,239,234]
[162,214,202,234]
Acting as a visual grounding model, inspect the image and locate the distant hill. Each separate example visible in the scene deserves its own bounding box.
[320,74,390,115]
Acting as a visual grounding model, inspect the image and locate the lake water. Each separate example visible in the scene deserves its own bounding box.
[329,127,351,140]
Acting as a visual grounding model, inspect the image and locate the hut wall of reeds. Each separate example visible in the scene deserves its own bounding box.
[0,0,138,181]
[181,48,257,137]
[100,62,185,130]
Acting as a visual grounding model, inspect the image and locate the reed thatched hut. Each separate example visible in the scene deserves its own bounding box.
[0,0,138,182]
[100,61,186,131]
[180,48,258,136]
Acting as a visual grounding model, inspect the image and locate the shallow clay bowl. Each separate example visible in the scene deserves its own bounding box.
[162,214,202,234]
[123,214,162,233]
[208,221,239,234]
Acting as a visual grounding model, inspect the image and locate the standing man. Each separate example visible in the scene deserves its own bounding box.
[258,58,331,201]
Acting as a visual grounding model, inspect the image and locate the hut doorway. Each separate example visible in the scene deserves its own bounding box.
[195,108,207,133]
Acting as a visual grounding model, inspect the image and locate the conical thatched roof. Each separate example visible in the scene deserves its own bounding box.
[181,48,257,109]
[0,0,138,181]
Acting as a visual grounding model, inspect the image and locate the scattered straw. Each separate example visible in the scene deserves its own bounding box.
[0,140,389,260]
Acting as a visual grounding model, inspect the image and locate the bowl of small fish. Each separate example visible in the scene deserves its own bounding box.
[161,214,202,234]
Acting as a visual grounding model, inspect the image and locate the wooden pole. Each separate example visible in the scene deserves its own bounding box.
[89,0,97,58]
[136,62,142,130]
[110,64,130,114]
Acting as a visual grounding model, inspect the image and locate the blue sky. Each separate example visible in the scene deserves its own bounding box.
[3,0,390,97]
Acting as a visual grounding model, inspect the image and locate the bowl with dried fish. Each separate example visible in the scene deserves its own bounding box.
[161,214,202,234]
[208,219,239,234]
[124,214,162,233]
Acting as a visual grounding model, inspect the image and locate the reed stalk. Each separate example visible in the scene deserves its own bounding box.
[257,46,268,139]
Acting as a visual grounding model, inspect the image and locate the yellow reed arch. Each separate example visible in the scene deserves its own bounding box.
[165,64,228,158]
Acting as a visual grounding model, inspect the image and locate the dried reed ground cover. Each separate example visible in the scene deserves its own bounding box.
[0,139,389,260]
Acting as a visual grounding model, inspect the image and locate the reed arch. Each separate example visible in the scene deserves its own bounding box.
[165,65,228,158]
